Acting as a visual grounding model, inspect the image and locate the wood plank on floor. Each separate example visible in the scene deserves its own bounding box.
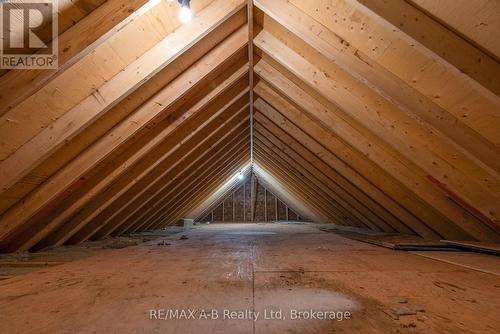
[411,251,500,276]
[441,240,500,255]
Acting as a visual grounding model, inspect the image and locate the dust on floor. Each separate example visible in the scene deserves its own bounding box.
[0,223,498,334]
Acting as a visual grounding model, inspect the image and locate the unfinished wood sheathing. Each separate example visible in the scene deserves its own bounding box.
[0,7,246,219]
[34,74,249,249]
[253,115,415,234]
[197,176,254,222]
[0,0,243,199]
[213,204,223,222]
[251,0,500,241]
[160,155,251,227]
[238,189,244,221]
[255,139,373,229]
[0,0,498,252]
[195,174,308,222]
[284,0,499,207]
[252,164,324,222]
[114,129,249,234]
[254,142,347,224]
[191,169,255,222]
[121,125,250,233]
[408,0,500,60]
[277,200,286,221]
[251,8,500,184]
[0,0,180,162]
[255,132,391,231]
[0,0,250,252]
[253,27,494,239]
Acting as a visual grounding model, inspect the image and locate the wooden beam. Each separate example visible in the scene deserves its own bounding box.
[160,149,251,223]
[254,97,462,239]
[255,133,391,231]
[156,150,251,227]
[0,24,248,249]
[127,128,250,232]
[253,107,435,238]
[165,159,251,227]
[153,153,251,229]
[53,102,249,246]
[253,164,322,222]
[253,1,500,173]
[255,139,350,223]
[121,129,249,234]
[247,0,255,164]
[254,154,332,222]
[254,145,356,226]
[0,0,246,195]
[120,126,249,234]
[68,91,249,241]
[30,92,249,251]
[0,0,151,115]
[192,168,251,222]
[195,171,247,222]
[356,0,500,95]
[96,144,248,236]
[41,125,249,247]
[407,0,500,59]
[254,144,362,227]
[287,0,500,149]
[253,31,499,240]
[254,60,437,234]
[0,5,244,216]
[127,114,250,232]
[255,126,405,233]
[23,81,249,251]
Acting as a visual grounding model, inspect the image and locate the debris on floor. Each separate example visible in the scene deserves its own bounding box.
[0,226,190,279]
[103,237,138,249]
[1,223,498,333]
[319,226,459,251]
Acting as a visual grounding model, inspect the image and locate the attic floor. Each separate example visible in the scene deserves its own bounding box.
[0,223,499,334]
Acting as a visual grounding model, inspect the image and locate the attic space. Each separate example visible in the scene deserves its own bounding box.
[0,0,499,333]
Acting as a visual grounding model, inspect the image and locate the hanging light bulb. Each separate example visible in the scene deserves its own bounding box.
[178,0,192,23]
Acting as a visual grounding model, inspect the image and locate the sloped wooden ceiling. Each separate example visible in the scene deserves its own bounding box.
[0,0,498,252]
[250,0,500,242]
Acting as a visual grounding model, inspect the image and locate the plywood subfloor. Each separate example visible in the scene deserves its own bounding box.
[0,223,499,333]
[0,227,191,280]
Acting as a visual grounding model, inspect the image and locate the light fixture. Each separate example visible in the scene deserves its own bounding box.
[237,172,244,181]
[178,0,192,23]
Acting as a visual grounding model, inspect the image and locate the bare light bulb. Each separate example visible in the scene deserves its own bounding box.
[179,5,192,23]
[237,173,244,181]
